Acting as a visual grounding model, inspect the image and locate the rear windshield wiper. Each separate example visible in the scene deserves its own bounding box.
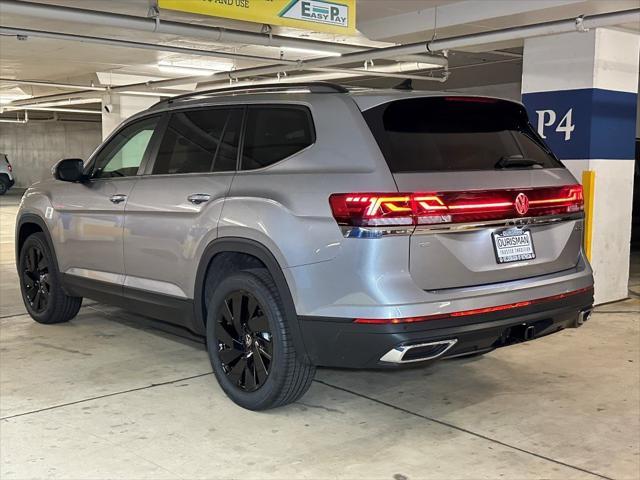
[495,155,545,169]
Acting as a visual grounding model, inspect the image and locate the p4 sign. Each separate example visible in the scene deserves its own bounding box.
[522,88,636,161]
[536,108,575,141]
[159,0,356,35]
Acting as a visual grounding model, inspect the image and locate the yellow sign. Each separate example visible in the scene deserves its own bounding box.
[158,0,356,35]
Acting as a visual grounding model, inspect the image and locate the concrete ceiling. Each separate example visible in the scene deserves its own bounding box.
[0,0,638,120]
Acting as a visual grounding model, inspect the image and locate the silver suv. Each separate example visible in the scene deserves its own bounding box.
[16,83,594,410]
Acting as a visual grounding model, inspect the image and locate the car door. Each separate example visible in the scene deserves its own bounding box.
[52,115,161,290]
[122,106,242,313]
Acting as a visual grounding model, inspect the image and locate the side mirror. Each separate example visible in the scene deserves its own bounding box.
[53,158,85,183]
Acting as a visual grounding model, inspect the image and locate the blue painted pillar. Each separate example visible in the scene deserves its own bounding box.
[522,28,639,304]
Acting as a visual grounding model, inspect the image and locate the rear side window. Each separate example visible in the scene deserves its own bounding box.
[153,108,242,175]
[241,106,314,170]
[362,97,563,172]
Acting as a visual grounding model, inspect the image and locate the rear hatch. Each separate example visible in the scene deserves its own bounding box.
[361,95,583,290]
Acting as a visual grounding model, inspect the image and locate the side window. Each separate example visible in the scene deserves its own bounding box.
[152,108,241,175]
[93,116,158,179]
[241,106,314,170]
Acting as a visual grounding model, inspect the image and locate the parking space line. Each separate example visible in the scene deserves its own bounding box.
[314,379,615,480]
[0,372,213,421]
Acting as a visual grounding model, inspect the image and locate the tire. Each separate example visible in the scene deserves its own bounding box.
[206,268,315,410]
[0,177,8,195]
[18,232,82,324]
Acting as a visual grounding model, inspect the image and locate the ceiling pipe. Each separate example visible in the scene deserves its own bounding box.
[0,75,183,99]
[2,106,102,114]
[3,98,102,109]
[196,68,448,91]
[0,26,301,66]
[310,66,448,82]
[0,77,106,91]
[197,8,640,88]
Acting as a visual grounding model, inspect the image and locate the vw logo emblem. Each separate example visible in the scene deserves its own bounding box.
[514,193,530,216]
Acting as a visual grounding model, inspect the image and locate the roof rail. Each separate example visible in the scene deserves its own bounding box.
[151,82,348,109]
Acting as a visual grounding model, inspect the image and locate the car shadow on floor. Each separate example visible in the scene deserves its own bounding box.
[81,302,517,416]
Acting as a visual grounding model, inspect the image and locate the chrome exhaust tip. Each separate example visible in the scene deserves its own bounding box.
[380,339,458,364]
[575,309,592,327]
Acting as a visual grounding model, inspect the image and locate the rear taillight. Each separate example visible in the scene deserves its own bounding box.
[7,164,12,172]
[329,185,583,228]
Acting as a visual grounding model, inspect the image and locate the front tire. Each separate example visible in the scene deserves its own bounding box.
[206,269,315,410]
[18,233,82,324]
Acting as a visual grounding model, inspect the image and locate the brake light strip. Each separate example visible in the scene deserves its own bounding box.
[354,286,593,324]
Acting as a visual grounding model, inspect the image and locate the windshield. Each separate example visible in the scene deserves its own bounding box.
[362,96,563,173]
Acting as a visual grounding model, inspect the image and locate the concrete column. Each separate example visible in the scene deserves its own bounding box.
[101,93,160,139]
[521,28,639,304]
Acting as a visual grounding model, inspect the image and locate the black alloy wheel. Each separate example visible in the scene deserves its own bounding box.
[22,244,50,313]
[205,269,315,410]
[215,290,273,392]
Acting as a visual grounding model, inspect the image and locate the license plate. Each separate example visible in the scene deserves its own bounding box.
[492,228,536,264]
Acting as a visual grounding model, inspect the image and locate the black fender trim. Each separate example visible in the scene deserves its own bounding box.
[194,237,311,363]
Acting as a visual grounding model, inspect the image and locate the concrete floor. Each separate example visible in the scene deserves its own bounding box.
[1,191,638,480]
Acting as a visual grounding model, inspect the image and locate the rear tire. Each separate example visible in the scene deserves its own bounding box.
[18,233,82,324]
[0,177,8,195]
[206,269,315,410]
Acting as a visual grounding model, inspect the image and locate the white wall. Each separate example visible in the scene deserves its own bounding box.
[0,121,102,188]
[448,82,522,102]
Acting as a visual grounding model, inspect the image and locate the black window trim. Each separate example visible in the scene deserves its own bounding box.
[237,104,316,173]
[141,106,244,177]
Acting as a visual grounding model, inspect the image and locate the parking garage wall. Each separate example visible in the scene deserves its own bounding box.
[0,121,102,188]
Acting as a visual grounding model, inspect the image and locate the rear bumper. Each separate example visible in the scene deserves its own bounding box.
[299,288,593,368]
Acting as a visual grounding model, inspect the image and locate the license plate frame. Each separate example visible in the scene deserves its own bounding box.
[492,227,536,264]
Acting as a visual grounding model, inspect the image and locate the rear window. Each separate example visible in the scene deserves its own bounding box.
[362,97,563,172]
[240,106,314,170]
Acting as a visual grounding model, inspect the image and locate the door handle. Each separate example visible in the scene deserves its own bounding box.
[187,193,212,205]
[109,194,127,204]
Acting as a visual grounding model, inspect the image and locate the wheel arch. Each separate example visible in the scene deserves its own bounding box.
[194,237,310,363]
[16,214,56,266]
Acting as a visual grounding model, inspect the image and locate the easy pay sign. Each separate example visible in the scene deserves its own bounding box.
[158,0,356,35]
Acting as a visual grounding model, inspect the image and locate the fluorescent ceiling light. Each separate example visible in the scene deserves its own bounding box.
[158,60,233,76]
[280,46,342,57]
